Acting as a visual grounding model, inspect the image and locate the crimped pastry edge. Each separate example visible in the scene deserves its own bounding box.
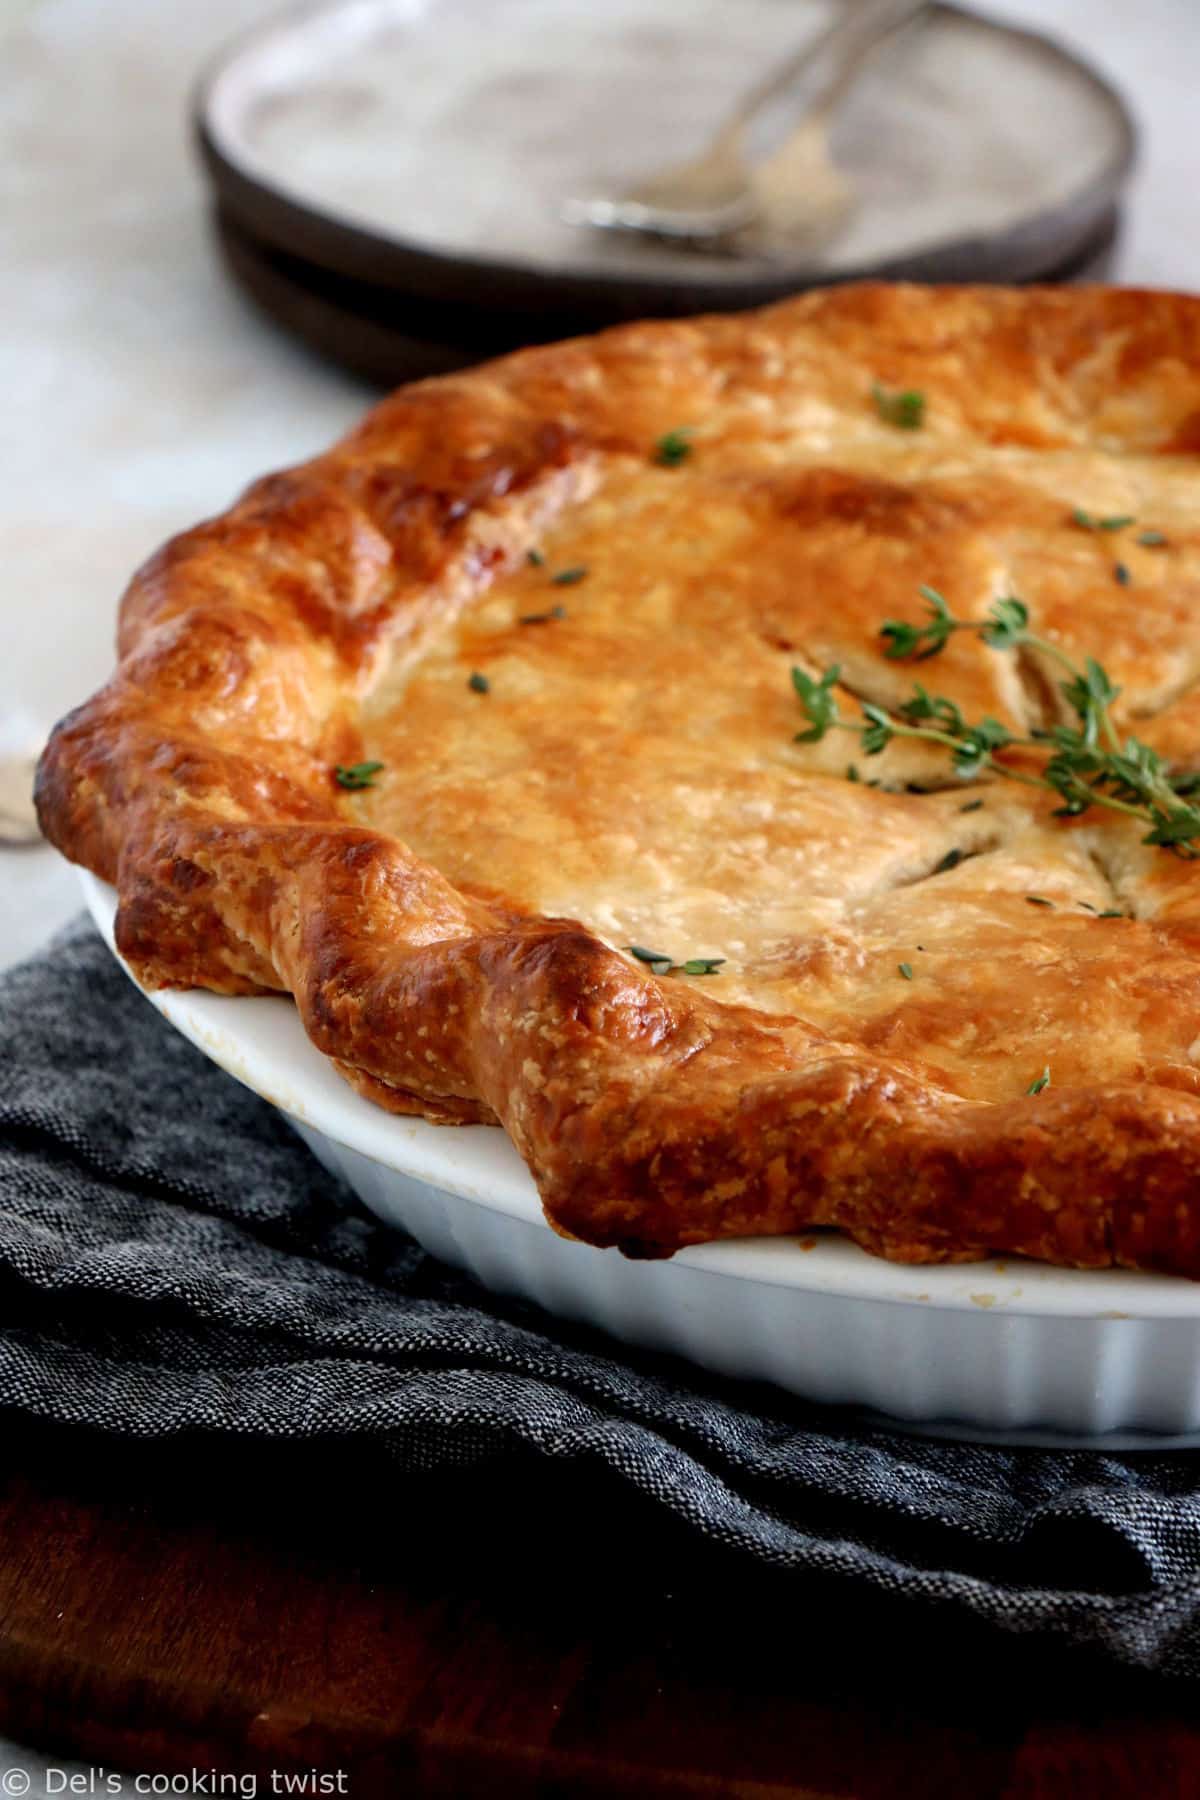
[36,282,1200,1270]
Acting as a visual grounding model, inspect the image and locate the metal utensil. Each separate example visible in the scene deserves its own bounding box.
[563,0,928,247]
[0,748,43,847]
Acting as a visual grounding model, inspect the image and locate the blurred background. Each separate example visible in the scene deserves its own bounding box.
[3,0,1197,968]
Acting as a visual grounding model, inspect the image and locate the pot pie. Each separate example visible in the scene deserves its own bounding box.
[38,284,1200,1272]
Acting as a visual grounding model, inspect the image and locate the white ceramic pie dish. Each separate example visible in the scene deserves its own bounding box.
[81,871,1200,1448]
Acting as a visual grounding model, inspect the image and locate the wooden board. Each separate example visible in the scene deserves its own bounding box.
[0,1420,1195,1796]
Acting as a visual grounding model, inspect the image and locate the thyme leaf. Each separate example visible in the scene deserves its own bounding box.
[627,945,724,978]
[334,761,384,790]
[872,383,925,429]
[1072,509,1135,532]
[792,664,842,742]
[654,429,693,466]
[627,944,672,974]
[519,604,567,624]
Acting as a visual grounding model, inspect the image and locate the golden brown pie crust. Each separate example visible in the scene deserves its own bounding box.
[36,283,1200,1272]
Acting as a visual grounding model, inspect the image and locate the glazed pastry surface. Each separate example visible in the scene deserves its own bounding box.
[37,284,1200,1269]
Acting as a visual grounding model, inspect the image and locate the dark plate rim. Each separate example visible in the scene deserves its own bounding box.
[193,0,1138,318]
[212,198,1126,388]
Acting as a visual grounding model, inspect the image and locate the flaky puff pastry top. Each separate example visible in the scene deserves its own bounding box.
[36,284,1200,1270]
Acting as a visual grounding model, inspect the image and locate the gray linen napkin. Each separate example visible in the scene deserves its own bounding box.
[3,918,1200,1676]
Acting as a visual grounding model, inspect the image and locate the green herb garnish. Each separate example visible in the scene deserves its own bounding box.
[1099,908,1124,919]
[898,962,913,980]
[1026,1067,1051,1096]
[1114,562,1131,586]
[1025,895,1054,908]
[1138,530,1168,548]
[519,604,567,625]
[654,429,693,467]
[959,798,984,813]
[628,944,672,974]
[872,383,925,429]
[881,586,1025,662]
[792,665,843,741]
[933,848,962,874]
[551,566,589,586]
[467,671,490,694]
[627,945,724,978]
[790,588,1200,859]
[1072,509,1135,532]
[526,547,545,566]
[334,761,384,790]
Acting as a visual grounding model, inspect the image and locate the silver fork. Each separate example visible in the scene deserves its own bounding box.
[563,0,928,248]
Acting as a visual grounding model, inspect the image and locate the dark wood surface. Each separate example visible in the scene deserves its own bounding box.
[0,1421,1196,1797]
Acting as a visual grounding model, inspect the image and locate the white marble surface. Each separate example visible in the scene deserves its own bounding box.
[3,0,1199,972]
[2,0,370,970]
[0,0,1196,1778]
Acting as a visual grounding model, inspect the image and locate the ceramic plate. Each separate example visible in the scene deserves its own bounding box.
[209,199,1124,387]
[196,0,1136,334]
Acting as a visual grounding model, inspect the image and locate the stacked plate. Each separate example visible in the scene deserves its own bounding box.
[195,0,1135,385]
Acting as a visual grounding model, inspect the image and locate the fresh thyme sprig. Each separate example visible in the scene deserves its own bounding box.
[879,588,1032,663]
[791,589,1200,857]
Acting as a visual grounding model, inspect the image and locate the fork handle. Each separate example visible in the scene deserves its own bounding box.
[726,0,929,136]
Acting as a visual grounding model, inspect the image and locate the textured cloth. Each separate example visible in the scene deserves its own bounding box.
[4,920,1200,1677]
